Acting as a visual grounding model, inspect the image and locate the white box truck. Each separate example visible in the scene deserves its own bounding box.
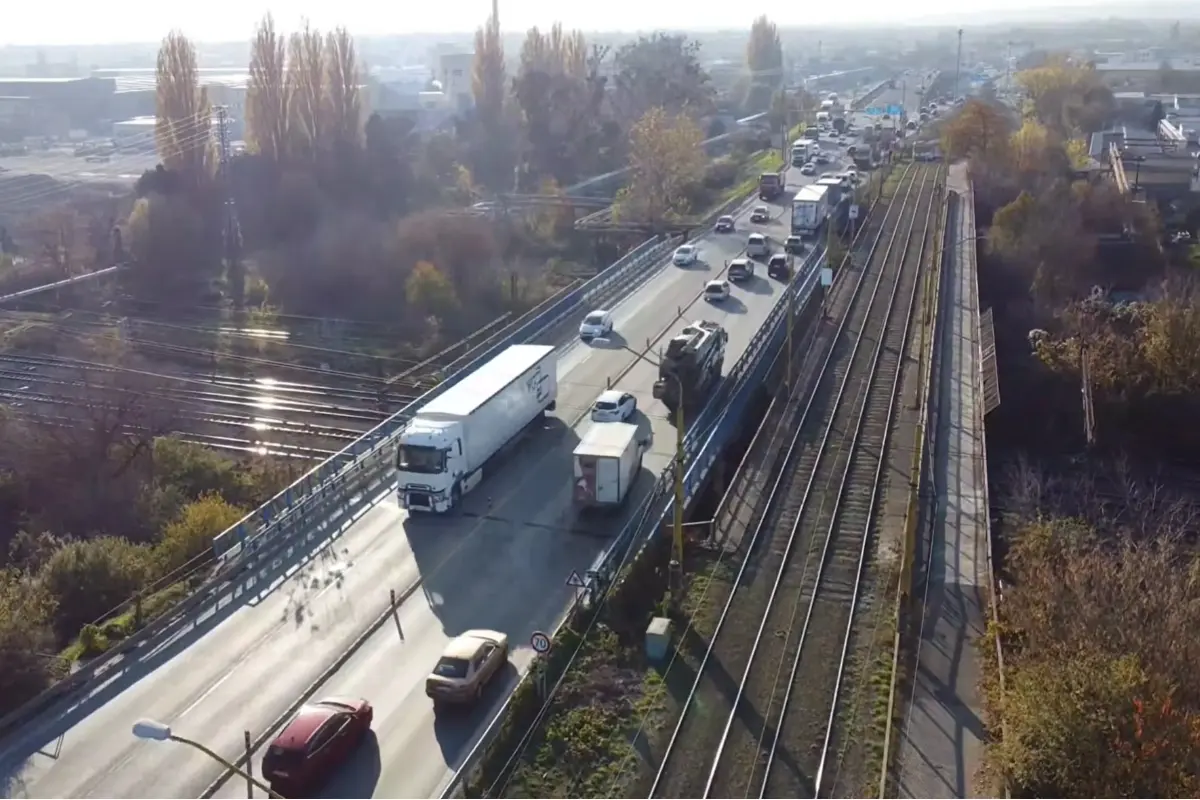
[395,344,557,513]
[573,422,645,510]
[792,184,831,237]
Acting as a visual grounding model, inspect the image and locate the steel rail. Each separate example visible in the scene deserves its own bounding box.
[762,165,942,799]
[700,165,935,799]
[647,161,921,799]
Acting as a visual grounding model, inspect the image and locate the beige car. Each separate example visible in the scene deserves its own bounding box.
[425,629,510,706]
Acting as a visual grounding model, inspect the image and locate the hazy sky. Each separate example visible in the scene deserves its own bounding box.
[3,0,1131,46]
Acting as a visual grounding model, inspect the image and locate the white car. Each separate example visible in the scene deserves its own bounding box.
[579,309,613,340]
[673,244,698,266]
[746,233,770,258]
[590,389,637,423]
[704,279,731,302]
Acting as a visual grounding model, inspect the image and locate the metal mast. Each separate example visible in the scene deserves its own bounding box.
[954,28,964,99]
[215,105,244,306]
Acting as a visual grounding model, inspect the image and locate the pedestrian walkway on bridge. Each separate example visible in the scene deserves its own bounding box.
[894,162,990,798]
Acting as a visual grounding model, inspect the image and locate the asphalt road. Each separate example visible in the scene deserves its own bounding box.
[0,188,803,800]
[0,150,153,185]
[850,70,941,139]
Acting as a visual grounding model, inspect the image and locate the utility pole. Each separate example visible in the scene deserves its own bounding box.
[215,106,243,308]
[954,28,964,101]
[1004,40,1013,94]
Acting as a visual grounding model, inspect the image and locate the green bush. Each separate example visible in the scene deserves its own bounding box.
[702,158,740,191]
[38,537,150,642]
[151,437,259,509]
[154,494,246,574]
[0,568,57,714]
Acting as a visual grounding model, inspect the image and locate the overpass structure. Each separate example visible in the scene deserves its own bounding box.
[0,152,850,799]
[0,73,912,797]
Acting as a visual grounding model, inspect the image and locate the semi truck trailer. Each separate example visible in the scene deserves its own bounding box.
[572,422,646,509]
[395,344,557,513]
[792,184,831,237]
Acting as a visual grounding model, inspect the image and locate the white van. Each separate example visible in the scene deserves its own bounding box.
[746,233,769,258]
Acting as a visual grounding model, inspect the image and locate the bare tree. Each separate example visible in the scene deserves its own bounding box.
[324,28,364,150]
[13,344,178,540]
[246,14,290,162]
[287,22,327,164]
[155,31,213,180]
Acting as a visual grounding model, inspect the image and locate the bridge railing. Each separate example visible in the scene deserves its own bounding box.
[207,235,673,561]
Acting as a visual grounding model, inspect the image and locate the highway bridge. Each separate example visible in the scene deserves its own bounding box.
[0,77,916,800]
[0,141,860,799]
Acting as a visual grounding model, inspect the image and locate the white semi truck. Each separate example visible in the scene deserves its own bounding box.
[792,184,831,237]
[573,422,645,509]
[395,344,557,513]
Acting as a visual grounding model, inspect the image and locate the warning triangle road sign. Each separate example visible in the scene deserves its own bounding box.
[566,570,586,588]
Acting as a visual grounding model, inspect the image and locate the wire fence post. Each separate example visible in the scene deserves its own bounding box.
[244,730,253,798]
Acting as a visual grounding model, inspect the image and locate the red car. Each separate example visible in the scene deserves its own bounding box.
[261,697,373,797]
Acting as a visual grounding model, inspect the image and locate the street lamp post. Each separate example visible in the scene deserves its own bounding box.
[132,720,283,799]
[608,343,687,578]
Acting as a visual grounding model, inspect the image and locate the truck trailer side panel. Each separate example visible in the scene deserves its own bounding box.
[418,344,557,474]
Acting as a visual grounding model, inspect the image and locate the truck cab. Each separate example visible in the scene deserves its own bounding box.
[758,172,785,200]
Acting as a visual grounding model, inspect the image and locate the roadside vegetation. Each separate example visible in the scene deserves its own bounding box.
[941,57,1200,796]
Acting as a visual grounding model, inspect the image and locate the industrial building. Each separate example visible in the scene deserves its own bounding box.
[95,68,246,141]
[0,76,115,138]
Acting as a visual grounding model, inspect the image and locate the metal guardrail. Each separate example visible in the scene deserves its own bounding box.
[210,234,670,561]
[0,264,123,305]
[0,234,676,739]
[439,244,830,798]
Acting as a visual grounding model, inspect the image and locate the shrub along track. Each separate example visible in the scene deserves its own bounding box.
[648,161,941,799]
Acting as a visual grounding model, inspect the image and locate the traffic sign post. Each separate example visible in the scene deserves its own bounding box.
[566,569,591,604]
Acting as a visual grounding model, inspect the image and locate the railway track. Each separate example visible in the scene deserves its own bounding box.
[0,351,422,454]
[650,161,942,799]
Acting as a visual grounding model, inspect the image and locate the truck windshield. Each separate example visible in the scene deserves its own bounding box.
[396,444,446,474]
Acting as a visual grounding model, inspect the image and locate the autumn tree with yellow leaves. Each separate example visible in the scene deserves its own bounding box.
[1017,58,1114,136]
[613,107,706,227]
[989,511,1200,798]
[940,98,1012,163]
